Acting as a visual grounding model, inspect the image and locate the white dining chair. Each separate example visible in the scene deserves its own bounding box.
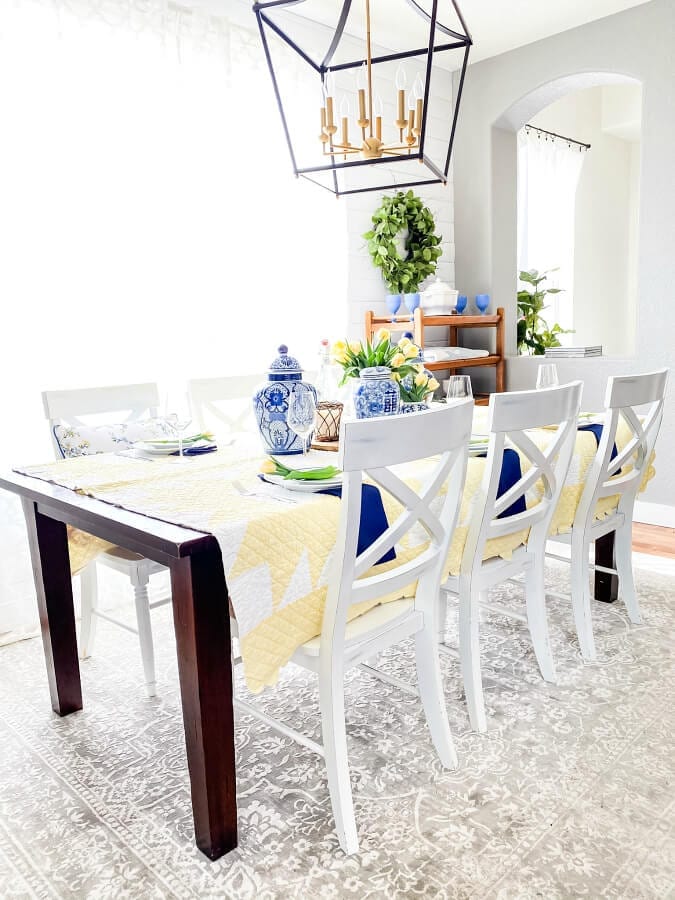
[188,374,265,444]
[43,383,170,697]
[546,368,669,661]
[232,400,474,854]
[440,381,583,733]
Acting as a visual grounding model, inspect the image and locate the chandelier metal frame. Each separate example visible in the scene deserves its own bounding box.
[252,0,472,197]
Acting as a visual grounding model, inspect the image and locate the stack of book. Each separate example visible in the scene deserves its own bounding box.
[544,345,602,358]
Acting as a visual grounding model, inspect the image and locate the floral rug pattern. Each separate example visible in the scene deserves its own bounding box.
[0,561,673,899]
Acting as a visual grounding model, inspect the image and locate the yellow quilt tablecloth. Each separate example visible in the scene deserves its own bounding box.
[17,414,652,694]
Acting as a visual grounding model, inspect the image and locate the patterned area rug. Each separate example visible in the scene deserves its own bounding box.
[0,560,673,899]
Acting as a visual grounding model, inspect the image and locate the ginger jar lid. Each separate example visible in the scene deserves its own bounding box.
[267,344,303,381]
[360,365,393,380]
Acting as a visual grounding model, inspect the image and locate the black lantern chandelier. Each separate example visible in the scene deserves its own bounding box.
[253,1,472,197]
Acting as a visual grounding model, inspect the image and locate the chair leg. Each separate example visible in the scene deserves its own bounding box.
[318,659,359,855]
[524,555,556,682]
[414,620,458,769]
[458,579,488,733]
[79,562,98,659]
[132,572,157,698]
[615,522,641,624]
[570,533,597,661]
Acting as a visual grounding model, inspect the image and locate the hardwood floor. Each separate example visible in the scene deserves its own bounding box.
[632,522,675,558]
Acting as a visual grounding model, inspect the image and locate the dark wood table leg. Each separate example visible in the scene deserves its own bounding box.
[170,545,237,860]
[21,499,82,716]
[594,532,619,603]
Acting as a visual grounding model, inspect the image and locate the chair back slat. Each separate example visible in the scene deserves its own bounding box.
[323,401,473,653]
[488,383,582,433]
[188,375,264,437]
[575,368,668,528]
[462,382,583,575]
[43,383,159,421]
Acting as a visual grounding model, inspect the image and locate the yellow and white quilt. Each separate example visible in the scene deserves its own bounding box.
[18,415,652,694]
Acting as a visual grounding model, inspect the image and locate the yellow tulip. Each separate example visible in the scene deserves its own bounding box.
[375,328,391,344]
[259,459,277,475]
[413,362,426,373]
[415,372,429,387]
[390,352,406,368]
[404,345,420,359]
[398,336,412,348]
[331,340,348,364]
[349,340,362,355]
[391,371,401,382]
[428,378,440,391]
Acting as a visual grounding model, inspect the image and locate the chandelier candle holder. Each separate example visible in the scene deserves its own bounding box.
[253,1,472,197]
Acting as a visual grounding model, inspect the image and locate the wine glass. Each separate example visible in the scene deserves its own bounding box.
[287,390,317,457]
[475,293,490,315]
[385,293,401,323]
[404,291,421,321]
[446,375,473,401]
[164,390,193,459]
[536,363,559,390]
[455,294,468,314]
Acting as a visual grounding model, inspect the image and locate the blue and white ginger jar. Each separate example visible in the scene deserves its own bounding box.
[253,345,318,455]
[353,366,400,419]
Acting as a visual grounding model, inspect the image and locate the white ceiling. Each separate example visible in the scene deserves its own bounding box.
[221,0,652,64]
[459,0,651,63]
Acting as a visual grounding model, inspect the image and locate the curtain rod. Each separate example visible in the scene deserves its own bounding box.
[524,124,591,151]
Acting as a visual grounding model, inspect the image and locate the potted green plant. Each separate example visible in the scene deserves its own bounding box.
[364,191,443,319]
[517,268,573,355]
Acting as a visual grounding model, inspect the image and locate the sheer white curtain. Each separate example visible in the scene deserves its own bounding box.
[0,0,347,637]
[517,127,586,331]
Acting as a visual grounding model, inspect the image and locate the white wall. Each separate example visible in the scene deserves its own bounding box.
[453,0,675,510]
[528,85,640,357]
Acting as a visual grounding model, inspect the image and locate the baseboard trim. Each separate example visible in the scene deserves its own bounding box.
[633,501,675,528]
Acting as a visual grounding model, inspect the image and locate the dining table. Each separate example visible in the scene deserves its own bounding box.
[0,407,648,861]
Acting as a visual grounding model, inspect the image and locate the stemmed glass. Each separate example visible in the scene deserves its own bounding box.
[404,291,420,321]
[385,293,401,323]
[475,294,490,315]
[164,390,193,459]
[536,363,559,390]
[446,375,473,401]
[287,390,317,457]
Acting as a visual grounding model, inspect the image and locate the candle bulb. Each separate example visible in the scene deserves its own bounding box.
[397,89,406,127]
[374,95,383,142]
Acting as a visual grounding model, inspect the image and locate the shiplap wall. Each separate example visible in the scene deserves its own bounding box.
[344,182,455,340]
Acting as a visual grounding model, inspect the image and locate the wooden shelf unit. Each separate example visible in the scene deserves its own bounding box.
[365,307,505,406]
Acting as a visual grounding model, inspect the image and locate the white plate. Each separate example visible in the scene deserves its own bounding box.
[261,473,343,492]
[134,442,180,455]
[138,437,198,449]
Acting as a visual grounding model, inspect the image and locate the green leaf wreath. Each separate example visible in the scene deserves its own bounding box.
[363,190,443,295]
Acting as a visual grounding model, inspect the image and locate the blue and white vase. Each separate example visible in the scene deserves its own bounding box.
[353,366,400,419]
[253,345,318,455]
[400,401,429,414]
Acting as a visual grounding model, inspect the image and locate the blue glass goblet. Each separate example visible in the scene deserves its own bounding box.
[456,294,468,314]
[404,291,420,321]
[385,293,401,323]
[475,293,490,315]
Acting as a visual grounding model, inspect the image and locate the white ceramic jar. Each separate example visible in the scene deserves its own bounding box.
[420,277,459,315]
